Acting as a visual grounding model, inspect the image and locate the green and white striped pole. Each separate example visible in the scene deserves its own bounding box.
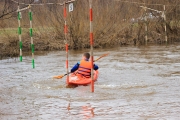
[29,5,35,68]
[18,5,22,62]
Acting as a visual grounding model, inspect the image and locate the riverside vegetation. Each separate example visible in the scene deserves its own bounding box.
[0,0,180,59]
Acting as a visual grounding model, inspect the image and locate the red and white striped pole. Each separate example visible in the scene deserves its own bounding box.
[64,2,69,84]
[89,0,94,92]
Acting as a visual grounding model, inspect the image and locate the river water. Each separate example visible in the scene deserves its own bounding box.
[0,45,180,120]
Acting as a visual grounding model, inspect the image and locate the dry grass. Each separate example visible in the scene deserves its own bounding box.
[0,0,180,59]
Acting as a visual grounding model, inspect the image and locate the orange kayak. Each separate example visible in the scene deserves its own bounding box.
[68,70,99,85]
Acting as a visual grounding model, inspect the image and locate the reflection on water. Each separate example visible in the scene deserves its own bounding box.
[67,102,94,119]
[0,45,180,119]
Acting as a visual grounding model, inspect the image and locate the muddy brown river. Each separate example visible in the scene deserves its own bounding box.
[0,45,180,119]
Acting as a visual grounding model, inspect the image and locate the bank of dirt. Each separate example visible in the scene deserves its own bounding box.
[0,37,65,59]
[1,35,180,60]
[0,36,140,59]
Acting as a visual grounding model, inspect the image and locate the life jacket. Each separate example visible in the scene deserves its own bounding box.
[77,60,91,78]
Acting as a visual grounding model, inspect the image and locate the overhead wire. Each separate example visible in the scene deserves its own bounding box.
[11,0,76,6]
[114,0,180,7]
[10,0,180,7]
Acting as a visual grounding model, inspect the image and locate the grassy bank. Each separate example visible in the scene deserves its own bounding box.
[1,0,180,59]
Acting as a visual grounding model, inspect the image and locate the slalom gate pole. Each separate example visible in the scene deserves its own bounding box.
[64,3,69,84]
[17,3,22,62]
[145,7,148,45]
[163,5,167,46]
[29,5,35,68]
[89,0,94,93]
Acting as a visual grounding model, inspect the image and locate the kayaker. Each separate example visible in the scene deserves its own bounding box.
[70,52,98,78]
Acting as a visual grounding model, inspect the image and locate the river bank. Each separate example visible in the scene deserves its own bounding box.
[1,0,180,60]
[0,36,65,59]
[1,35,180,60]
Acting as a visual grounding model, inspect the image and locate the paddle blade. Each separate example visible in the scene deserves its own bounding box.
[94,53,109,62]
[53,75,64,79]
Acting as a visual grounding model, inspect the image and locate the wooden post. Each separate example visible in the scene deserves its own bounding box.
[145,8,148,45]
[163,5,167,45]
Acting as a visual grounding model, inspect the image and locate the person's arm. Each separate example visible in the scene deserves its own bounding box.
[93,64,98,70]
[71,62,80,73]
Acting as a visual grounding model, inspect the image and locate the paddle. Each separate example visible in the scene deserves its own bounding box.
[53,53,109,79]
